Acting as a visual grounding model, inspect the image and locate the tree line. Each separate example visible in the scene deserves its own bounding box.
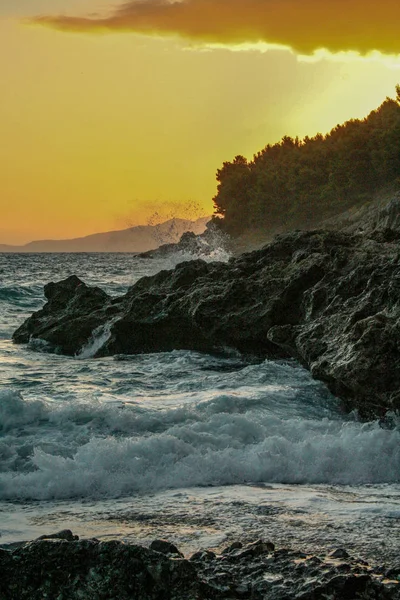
[212,87,400,237]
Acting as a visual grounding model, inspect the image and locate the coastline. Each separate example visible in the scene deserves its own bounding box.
[2,529,399,599]
[13,226,400,418]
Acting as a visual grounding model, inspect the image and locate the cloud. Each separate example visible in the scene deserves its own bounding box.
[31,0,400,56]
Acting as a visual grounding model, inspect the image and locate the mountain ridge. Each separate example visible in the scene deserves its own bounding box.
[0,217,210,253]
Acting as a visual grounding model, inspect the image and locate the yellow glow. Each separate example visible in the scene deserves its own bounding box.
[298,49,400,69]
[1,15,399,244]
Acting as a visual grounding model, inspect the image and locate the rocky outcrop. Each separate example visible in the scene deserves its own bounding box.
[13,275,115,356]
[0,533,399,599]
[13,229,400,417]
[138,222,230,259]
[138,231,204,259]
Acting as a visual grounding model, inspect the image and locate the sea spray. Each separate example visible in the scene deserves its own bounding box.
[77,318,117,359]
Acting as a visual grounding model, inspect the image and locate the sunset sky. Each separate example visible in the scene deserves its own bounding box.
[1,0,400,244]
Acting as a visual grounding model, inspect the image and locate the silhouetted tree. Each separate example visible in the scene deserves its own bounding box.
[213,87,400,237]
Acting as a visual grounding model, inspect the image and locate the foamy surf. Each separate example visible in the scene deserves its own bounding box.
[0,375,398,501]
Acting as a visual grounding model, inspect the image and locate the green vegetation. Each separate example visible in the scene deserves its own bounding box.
[212,87,400,237]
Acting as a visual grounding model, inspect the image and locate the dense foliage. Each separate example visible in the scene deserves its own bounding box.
[213,87,400,237]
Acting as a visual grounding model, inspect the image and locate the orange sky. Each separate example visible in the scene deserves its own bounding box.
[1,1,400,244]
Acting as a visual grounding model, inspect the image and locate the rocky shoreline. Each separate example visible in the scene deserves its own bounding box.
[1,531,399,599]
[13,226,400,418]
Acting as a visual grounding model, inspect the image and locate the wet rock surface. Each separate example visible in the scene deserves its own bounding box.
[13,274,112,356]
[13,228,400,416]
[138,230,206,259]
[0,535,399,599]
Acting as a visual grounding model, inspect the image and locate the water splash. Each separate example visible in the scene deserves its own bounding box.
[152,223,232,267]
[77,319,116,359]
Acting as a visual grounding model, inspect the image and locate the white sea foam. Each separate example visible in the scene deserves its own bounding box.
[0,390,48,432]
[0,387,398,501]
[77,319,116,359]
[156,227,232,267]
[162,246,231,268]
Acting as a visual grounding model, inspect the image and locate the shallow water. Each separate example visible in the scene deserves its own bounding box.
[0,252,399,566]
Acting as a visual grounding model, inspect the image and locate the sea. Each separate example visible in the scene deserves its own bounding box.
[0,250,399,565]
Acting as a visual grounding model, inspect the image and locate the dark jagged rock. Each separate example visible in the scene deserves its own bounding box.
[13,275,112,356]
[13,229,400,416]
[190,549,217,562]
[0,536,398,599]
[35,529,79,542]
[150,539,184,558]
[0,539,206,600]
[222,541,243,554]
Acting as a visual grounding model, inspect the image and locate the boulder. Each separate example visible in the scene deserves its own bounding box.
[150,539,184,558]
[13,229,400,416]
[13,275,113,356]
[0,538,204,600]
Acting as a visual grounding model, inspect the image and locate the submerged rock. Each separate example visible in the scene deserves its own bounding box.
[13,229,400,417]
[0,536,398,599]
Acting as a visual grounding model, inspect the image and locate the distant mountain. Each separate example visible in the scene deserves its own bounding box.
[0,217,210,253]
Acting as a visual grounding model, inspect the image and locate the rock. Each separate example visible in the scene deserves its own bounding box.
[139,222,230,259]
[227,539,275,562]
[0,536,399,600]
[329,548,350,559]
[139,231,200,259]
[149,539,184,558]
[222,541,243,554]
[190,550,217,562]
[0,538,206,600]
[297,574,375,600]
[13,227,400,416]
[35,529,79,542]
[386,567,400,581]
[247,539,275,553]
[12,275,111,356]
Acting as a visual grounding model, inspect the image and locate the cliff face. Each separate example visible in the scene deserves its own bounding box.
[13,216,400,417]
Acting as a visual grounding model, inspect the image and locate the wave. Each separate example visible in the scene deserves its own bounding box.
[0,388,398,500]
[145,226,232,267]
[0,285,43,308]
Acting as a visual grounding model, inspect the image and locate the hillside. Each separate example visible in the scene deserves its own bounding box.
[0,217,210,253]
[212,87,400,244]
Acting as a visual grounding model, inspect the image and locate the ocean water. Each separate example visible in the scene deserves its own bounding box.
[0,251,399,565]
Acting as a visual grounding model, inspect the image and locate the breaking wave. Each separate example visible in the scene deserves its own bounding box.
[0,383,398,501]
